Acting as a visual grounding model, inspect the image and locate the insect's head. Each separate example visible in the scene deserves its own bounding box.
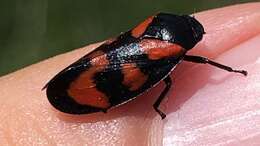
[182,15,205,45]
[141,13,205,50]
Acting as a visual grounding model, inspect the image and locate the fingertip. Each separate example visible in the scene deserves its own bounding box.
[191,2,260,58]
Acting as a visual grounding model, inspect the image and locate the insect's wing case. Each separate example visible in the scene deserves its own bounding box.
[45,14,190,114]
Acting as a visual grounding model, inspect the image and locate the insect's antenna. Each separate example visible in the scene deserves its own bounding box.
[189,8,196,19]
[192,7,197,16]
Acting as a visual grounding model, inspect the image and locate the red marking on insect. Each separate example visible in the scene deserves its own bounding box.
[139,39,185,60]
[132,16,154,38]
[68,54,110,108]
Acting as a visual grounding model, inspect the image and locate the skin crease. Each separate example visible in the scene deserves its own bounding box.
[0,3,260,146]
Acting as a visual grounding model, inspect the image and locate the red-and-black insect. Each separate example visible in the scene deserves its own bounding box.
[44,13,247,119]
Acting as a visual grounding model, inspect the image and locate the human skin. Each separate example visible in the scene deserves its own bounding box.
[0,3,260,146]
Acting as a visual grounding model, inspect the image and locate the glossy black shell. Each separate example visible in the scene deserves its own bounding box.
[45,13,205,114]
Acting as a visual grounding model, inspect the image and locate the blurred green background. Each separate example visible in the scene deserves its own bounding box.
[0,0,257,76]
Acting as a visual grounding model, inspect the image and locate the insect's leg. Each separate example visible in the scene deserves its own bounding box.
[184,55,247,76]
[153,76,172,119]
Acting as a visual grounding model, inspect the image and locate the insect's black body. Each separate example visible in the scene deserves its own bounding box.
[45,13,247,119]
